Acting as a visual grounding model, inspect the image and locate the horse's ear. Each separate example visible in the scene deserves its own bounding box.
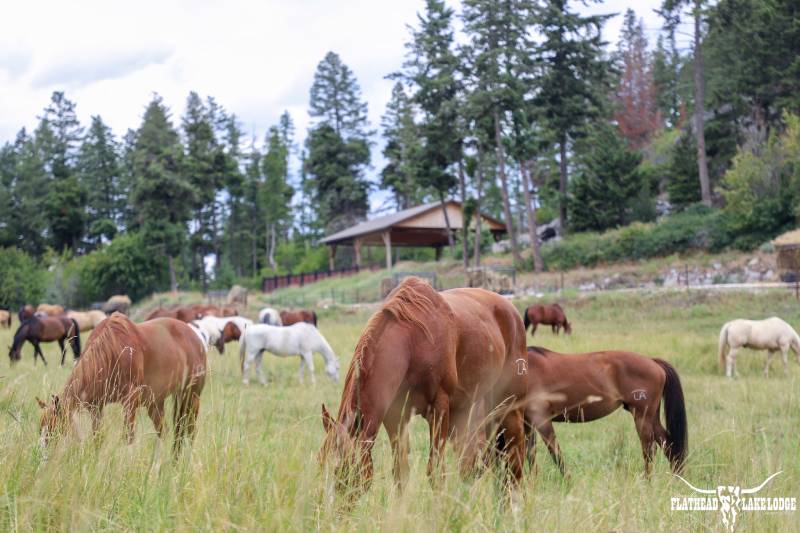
[321,404,333,432]
[36,397,46,409]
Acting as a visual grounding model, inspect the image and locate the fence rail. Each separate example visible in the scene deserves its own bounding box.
[261,263,382,293]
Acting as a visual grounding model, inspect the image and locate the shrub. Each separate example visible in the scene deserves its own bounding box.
[0,247,47,308]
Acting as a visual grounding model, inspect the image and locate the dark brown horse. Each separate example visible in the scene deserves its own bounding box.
[18,304,35,322]
[145,307,200,323]
[523,303,572,335]
[37,314,207,453]
[281,309,317,327]
[521,346,687,476]
[319,277,529,496]
[9,316,81,365]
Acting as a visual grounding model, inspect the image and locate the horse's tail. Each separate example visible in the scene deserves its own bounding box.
[70,318,81,359]
[654,358,688,473]
[718,322,730,372]
[312,311,318,327]
[239,323,248,375]
[523,307,530,330]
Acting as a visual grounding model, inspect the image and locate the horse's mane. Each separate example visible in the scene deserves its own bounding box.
[11,319,34,351]
[336,277,444,421]
[63,313,143,402]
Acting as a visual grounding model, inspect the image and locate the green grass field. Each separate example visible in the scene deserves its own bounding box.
[1,289,798,531]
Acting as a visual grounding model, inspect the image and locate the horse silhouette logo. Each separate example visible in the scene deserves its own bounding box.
[673,472,792,532]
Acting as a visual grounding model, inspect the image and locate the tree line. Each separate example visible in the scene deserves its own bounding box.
[1,0,798,305]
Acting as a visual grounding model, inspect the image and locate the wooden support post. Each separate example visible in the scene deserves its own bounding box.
[354,238,362,268]
[382,231,392,271]
[328,244,337,272]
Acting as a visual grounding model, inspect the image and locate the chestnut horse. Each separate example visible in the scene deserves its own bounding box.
[37,314,207,453]
[37,303,65,316]
[145,307,200,323]
[67,310,107,332]
[281,309,317,327]
[0,309,11,328]
[9,316,81,365]
[521,346,687,476]
[320,277,528,496]
[523,303,572,335]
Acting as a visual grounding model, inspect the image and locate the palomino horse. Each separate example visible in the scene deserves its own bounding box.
[67,310,107,332]
[523,303,572,335]
[37,314,207,453]
[719,317,800,378]
[520,346,687,476]
[240,322,339,384]
[0,309,11,328]
[258,307,283,326]
[102,294,132,315]
[18,304,35,322]
[319,277,529,495]
[280,309,317,327]
[37,303,65,316]
[145,307,200,323]
[9,316,81,365]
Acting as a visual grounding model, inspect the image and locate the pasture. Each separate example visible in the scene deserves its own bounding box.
[1,289,798,531]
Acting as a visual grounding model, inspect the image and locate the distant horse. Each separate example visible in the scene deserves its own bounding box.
[718,317,800,378]
[220,306,238,317]
[191,304,221,317]
[0,309,11,328]
[523,303,572,335]
[67,310,107,332]
[18,304,35,322]
[319,277,529,496]
[189,320,222,353]
[280,309,317,327]
[9,316,81,365]
[258,307,283,326]
[240,322,338,384]
[193,315,253,354]
[145,307,199,323]
[520,346,687,476]
[37,303,65,316]
[102,294,132,315]
[37,314,207,453]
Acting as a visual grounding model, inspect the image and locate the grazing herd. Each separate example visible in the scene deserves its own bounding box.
[3,277,799,499]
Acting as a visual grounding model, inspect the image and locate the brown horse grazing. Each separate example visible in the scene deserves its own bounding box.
[8,316,81,365]
[281,309,317,327]
[0,309,11,328]
[523,303,572,336]
[37,314,207,453]
[216,322,241,353]
[319,277,529,496]
[36,303,65,316]
[145,307,200,323]
[18,304,35,322]
[521,346,687,476]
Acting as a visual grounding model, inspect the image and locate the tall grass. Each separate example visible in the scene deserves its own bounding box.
[1,290,798,531]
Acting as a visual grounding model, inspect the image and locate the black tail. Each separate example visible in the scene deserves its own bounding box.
[523,308,530,330]
[654,358,688,473]
[312,311,318,327]
[70,318,81,360]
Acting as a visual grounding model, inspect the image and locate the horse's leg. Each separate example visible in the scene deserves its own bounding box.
[123,402,139,444]
[383,403,412,489]
[531,323,537,336]
[242,352,252,385]
[532,417,565,477]
[726,347,738,378]
[175,391,201,455]
[498,409,526,484]
[633,413,656,476]
[425,390,450,480]
[34,341,47,366]
[652,417,676,470]
[764,350,774,377]
[780,345,790,376]
[300,351,316,385]
[147,400,166,438]
[256,354,267,386]
[451,400,488,479]
[58,338,66,365]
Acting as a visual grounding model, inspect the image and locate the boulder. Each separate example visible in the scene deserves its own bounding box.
[227,285,248,305]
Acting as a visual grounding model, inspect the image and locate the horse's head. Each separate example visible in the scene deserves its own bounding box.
[37,395,65,448]
[319,404,371,495]
[564,320,572,335]
[325,357,340,381]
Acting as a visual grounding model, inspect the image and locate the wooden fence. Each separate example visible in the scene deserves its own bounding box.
[261,263,382,293]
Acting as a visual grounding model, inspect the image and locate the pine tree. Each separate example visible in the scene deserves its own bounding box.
[534,0,613,232]
[260,125,294,270]
[130,95,194,291]
[380,82,421,210]
[666,129,701,209]
[78,115,121,245]
[615,9,661,149]
[309,52,371,140]
[652,31,683,127]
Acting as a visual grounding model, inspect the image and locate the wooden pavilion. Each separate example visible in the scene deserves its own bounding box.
[319,201,506,270]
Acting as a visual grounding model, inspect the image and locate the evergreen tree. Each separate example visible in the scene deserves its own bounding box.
[534,0,612,232]
[78,115,121,245]
[243,139,263,275]
[309,51,371,140]
[652,30,683,127]
[569,123,646,231]
[380,82,421,210]
[8,129,49,255]
[260,125,294,270]
[666,129,701,209]
[130,95,194,291]
[118,129,138,230]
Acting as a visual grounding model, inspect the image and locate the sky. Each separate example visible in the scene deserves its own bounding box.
[0,0,664,213]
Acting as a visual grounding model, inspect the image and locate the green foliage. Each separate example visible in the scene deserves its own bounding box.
[308,52,371,139]
[720,112,800,248]
[0,247,46,308]
[73,233,168,305]
[666,129,701,209]
[78,115,122,245]
[380,83,422,209]
[541,205,737,270]
[569,123,648,231]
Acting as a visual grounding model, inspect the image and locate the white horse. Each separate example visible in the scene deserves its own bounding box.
[193,315,253,352]
[719,317,800,378]
[239,322,339,385]
[189,320,221,353]
[258,307,282,326]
